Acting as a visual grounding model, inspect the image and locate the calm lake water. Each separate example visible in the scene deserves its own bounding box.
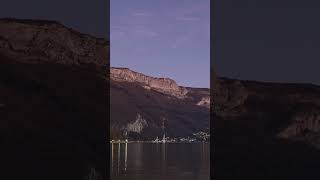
[110,142,210,180]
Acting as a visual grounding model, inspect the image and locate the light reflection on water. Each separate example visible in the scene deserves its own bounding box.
[111,143,210,180]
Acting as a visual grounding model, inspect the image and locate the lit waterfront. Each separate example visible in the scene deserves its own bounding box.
[110,142,210,180]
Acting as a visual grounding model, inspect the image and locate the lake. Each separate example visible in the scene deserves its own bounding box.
[110,142,210,180]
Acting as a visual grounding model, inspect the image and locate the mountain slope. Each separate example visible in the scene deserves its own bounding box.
[214,74,320,180]
[110,67,210,140]
[0,18,108,180]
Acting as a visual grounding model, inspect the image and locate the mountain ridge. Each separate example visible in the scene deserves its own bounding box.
[111,66,208,99]
[110,67,210,140]
[0,17,109,67]
[214,71,320,179]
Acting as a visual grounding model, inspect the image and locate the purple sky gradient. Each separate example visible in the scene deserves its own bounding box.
[111,0,210,88]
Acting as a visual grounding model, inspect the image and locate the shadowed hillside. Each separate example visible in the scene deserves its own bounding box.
[110,67,210,140]
[0,18,108,180]
[214,74,320,180]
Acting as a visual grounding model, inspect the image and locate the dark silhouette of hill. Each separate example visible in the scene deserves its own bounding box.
[0,18,108,180]
[214,75,320,180]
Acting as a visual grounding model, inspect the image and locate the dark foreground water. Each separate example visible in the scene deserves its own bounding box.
[110,142,210,180]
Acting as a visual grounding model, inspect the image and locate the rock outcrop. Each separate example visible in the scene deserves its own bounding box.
[111,67,188,98]
[214,78,248,114]
[215,76,320,146]
[125,113,148,134]
[197,96,210,108]
[277,105,320,147]
[0,18,108,66]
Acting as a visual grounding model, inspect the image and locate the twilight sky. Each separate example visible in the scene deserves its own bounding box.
[215,0,320,85]
[111,0,210,88]
[0,0,109,38]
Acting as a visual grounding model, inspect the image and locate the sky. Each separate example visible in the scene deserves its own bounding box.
[111,0,210,88]
[215,0,320,85]
[2,0,319,87]
[0,0,109,38]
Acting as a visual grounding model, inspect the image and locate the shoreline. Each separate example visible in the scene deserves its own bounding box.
[109,141,210,144]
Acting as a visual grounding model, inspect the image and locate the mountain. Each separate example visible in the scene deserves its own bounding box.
[110,67,210,140]
[213,72,320,180]
[0,18,108,180]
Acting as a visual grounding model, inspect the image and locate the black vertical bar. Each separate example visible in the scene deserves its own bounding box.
[210,0,215,179]
[106,0,111,180]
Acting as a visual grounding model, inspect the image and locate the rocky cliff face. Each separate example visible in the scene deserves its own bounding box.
[197,96,210,108]
[0,18,108,180]
[215,76,320,147]
[110,68,210,139]
[214,78,248,114]
[277,105,320,148]
[214,74,320,180]
[0,18,108,66]
[111,67,188,99]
